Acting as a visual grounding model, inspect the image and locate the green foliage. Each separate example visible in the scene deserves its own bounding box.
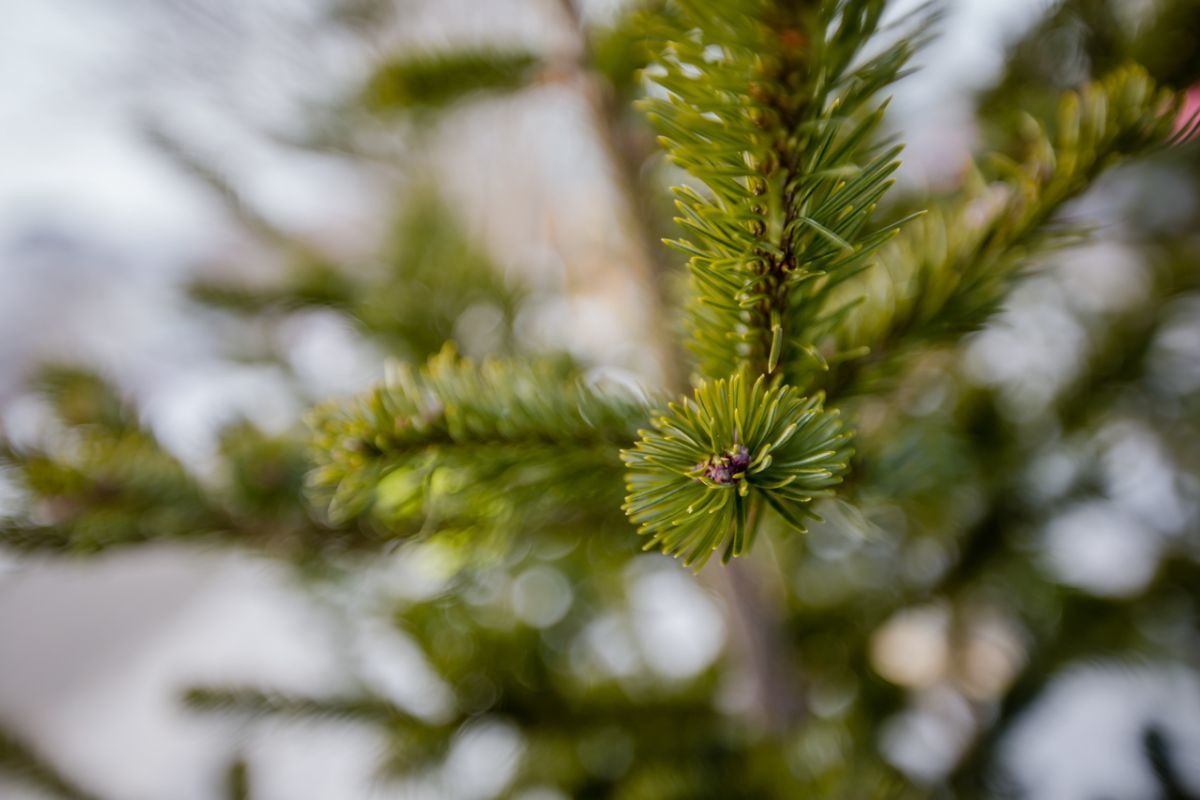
[0,369,217,554]
[622,373,851,567]
[33,367,134,432]
[304,9,1183,568]
[606,0,939,559]
[308,346,650,532]
[218,422,310,520]
[825,64,1180,395]
[362,49,541,113]
[4,1,1200,798]
[0,368,346,556]
[641,0,932,382]
[188,253,358,316]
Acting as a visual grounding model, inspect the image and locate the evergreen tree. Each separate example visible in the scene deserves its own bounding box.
[2,0,1199,797]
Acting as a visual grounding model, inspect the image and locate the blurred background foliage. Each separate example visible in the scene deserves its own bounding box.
[0,0,1199,798]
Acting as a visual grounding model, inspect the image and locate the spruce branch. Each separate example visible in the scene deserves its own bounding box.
[0,370,220,554]
[640,0,934,382]
[307,346,651,531]
[618,0,931,562]
[824,64,1181,396]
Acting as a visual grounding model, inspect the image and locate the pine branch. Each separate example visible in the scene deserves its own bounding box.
[617,0,931,562]
[824,64,1180,397]
[307,346,651,531]
[641,0,935,382]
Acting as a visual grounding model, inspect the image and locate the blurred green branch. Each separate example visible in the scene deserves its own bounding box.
[0,723,105,800]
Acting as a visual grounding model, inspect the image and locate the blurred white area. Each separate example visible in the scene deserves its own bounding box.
[1041,419,1194,597]
[1002,663,1200,800]
[1043,500,1162,597]
[0,546,368,799]
[626,560,726,680]
[871,604,951,691]
[881,684,975,784]
[874,605,1026,784]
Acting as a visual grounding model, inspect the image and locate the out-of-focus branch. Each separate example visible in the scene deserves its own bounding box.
[0,723,105,800]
